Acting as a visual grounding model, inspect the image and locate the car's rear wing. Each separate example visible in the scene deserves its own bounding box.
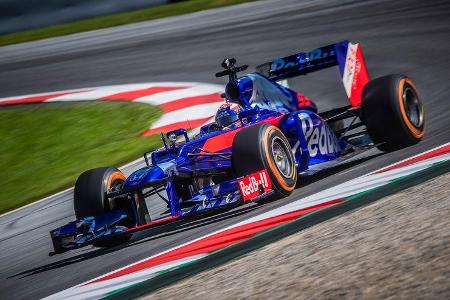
[256,40,369,107]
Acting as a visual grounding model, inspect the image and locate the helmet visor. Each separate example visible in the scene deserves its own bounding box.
[217,114,239,127]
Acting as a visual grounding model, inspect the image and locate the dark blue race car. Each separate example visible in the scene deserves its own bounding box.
[50,40,425,254]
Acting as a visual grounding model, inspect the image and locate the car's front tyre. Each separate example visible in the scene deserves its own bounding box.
[232,123,297,198]
[74,167,132,247]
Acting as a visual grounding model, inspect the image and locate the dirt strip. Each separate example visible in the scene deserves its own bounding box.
[141,172,450,300]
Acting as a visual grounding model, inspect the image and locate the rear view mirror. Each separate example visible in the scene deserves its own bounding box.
[166,128,189,146]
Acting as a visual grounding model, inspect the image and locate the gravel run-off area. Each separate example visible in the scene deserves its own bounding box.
[142,172,450,300]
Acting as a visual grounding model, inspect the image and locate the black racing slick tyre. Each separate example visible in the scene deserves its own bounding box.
[232,123,297,198]
[361,74,424,151]
[74,167,132,247]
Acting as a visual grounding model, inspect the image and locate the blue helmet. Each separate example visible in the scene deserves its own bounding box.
[215,103,242,128]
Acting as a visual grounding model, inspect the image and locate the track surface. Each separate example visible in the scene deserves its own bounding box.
[0,0,449,299]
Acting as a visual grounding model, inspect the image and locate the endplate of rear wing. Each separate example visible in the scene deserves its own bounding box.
[256,40,370,107]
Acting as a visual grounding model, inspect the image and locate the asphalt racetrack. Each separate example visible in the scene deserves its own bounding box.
[1,0,449,299]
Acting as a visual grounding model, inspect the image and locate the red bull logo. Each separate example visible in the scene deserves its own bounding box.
[238,170,272,202]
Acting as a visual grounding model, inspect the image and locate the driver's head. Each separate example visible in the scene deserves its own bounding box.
[215,102,243,128]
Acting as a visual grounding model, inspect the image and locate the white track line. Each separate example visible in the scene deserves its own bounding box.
[44,254,208,300]
[149,102,223,128]
[45,84,154,102]
[135,84,222,105]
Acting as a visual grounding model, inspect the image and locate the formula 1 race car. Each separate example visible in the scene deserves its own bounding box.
[50,40,425,254]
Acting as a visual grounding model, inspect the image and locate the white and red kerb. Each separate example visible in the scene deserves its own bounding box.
[0,82,224,137]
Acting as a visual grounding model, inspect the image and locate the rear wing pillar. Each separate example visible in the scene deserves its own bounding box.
[256,40,370,107]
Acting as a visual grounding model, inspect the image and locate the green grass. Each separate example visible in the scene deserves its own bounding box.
[0,101,162,214]
[0,0,254,47]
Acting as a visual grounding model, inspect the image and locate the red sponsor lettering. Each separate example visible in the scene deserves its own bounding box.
[238,170,272,202]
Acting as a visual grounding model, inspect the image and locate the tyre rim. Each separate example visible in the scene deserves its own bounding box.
[403,84,423,128]
[107,179,124,211]
[270,136,293,178]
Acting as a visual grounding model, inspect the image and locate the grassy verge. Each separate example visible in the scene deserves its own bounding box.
[0,0,254,47]
[0,101,162,214]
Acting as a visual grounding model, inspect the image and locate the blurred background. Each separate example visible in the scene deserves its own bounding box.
[0,0,185,34]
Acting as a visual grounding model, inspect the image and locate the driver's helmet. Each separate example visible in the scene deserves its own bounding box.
[215,102,243,128]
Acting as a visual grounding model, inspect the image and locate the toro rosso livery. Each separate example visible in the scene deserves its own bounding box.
[50,40,425,254]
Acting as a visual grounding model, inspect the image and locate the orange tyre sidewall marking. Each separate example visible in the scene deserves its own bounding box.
[107,171,126,189]
[262,126,297,192]
[398,78,424,138]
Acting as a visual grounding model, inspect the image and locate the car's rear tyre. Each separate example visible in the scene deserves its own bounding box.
[361,74,424,151]
[232,124,297,198]
[74,167,132,247]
